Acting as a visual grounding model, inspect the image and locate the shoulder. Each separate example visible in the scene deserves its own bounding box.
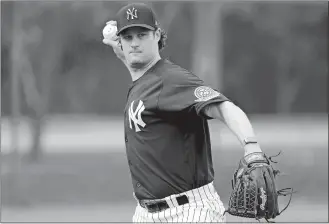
[158,59,204,86]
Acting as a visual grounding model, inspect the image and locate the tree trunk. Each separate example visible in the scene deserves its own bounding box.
[151,2,182,32]
[276,37,302,114]
[10,1,22,170]
[8,1,31,206]
[27,6,64,162]
[21,55,44,162]
[191,2,223,90]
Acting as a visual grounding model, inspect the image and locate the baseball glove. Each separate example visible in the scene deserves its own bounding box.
[224,151,294,223]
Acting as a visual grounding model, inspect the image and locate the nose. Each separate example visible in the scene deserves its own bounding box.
[130,36,139,48]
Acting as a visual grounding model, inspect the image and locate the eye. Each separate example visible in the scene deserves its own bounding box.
[122,35,132,40]
[138,33,147,38]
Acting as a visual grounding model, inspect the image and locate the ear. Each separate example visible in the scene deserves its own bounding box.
[154,28,161,42]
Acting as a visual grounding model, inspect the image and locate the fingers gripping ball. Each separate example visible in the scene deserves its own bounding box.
[102,21,118,40]
[102,21,125,62]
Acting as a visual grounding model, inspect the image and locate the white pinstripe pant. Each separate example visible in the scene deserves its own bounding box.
[132,181,226,222]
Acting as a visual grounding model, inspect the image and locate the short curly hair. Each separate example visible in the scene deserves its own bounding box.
[157,28,167,51]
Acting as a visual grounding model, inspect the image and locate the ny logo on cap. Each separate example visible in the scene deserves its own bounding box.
[126,7,138,20]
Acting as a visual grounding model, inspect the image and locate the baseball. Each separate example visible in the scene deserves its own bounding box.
[102,23,117,40]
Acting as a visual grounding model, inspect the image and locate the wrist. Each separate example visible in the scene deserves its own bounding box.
[242,137,262,155]
[244,143,262,156]
[242,137,257,146]
[243,150,267,165]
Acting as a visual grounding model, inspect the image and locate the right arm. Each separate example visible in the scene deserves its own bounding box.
[111,41,127,64]
[103,37,127,65]
[102,20,127,65]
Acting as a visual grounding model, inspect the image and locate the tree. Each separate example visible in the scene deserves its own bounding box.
[191,2,224,90]
[224,1,327,113]
[6,1,27,206]
[7,1,67,162]
[253,2,327,113]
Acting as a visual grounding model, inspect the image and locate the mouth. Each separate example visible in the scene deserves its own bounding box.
[130,51,142,54]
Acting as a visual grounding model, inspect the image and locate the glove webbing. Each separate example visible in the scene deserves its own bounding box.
[224,151,296,223]
[223,187,295,223]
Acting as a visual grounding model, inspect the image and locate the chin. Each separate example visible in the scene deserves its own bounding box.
[129,57,143,63]
[130,61,146,69]
[129,57,146,68]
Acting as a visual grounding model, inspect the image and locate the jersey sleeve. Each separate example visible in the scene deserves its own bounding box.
[157,71,230,118]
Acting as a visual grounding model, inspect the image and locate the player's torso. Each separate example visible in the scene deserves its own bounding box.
[123,60,214,200]
[124,73,161,134]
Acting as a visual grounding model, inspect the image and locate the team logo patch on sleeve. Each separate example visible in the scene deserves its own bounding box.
[194,86,220,102]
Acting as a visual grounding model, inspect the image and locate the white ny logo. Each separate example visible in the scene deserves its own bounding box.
[126,7,138,20]
[129,100,146,132]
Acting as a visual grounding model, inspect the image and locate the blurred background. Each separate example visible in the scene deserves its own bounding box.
[1,0,328,223]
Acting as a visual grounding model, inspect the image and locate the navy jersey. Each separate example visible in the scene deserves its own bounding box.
[124,59,230,200]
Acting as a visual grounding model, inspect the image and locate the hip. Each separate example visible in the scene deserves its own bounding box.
[132,181,226,222]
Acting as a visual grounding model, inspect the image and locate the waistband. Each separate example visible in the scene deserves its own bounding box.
[134,181,218,209]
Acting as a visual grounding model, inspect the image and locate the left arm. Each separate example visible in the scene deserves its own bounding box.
[201,101,262,156]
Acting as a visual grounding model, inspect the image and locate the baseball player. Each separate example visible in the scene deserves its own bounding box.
[103,3,264,222]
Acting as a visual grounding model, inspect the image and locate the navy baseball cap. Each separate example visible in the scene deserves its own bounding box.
[116,3,159,35]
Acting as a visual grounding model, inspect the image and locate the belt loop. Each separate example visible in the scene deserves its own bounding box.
[165,198,174,208]
[173,195,181,207]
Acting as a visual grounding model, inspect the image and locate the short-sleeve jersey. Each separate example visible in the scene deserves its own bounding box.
[124,59,230,200]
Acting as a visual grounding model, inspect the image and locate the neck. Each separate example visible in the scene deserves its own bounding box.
[129,55,161,82]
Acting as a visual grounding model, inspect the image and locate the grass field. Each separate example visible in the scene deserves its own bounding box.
[1,115,327,223]
[1,148,328,223]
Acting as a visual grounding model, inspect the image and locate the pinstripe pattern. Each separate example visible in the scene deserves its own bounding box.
[197,188,204,222]
[208,184,219,222]
[190,190,196,222]
[163,208,169,222]
[203,184,216,221]
[132,181,226,223]
[169,197,179,222]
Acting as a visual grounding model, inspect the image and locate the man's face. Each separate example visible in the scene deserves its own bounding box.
[119,27,160,69]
